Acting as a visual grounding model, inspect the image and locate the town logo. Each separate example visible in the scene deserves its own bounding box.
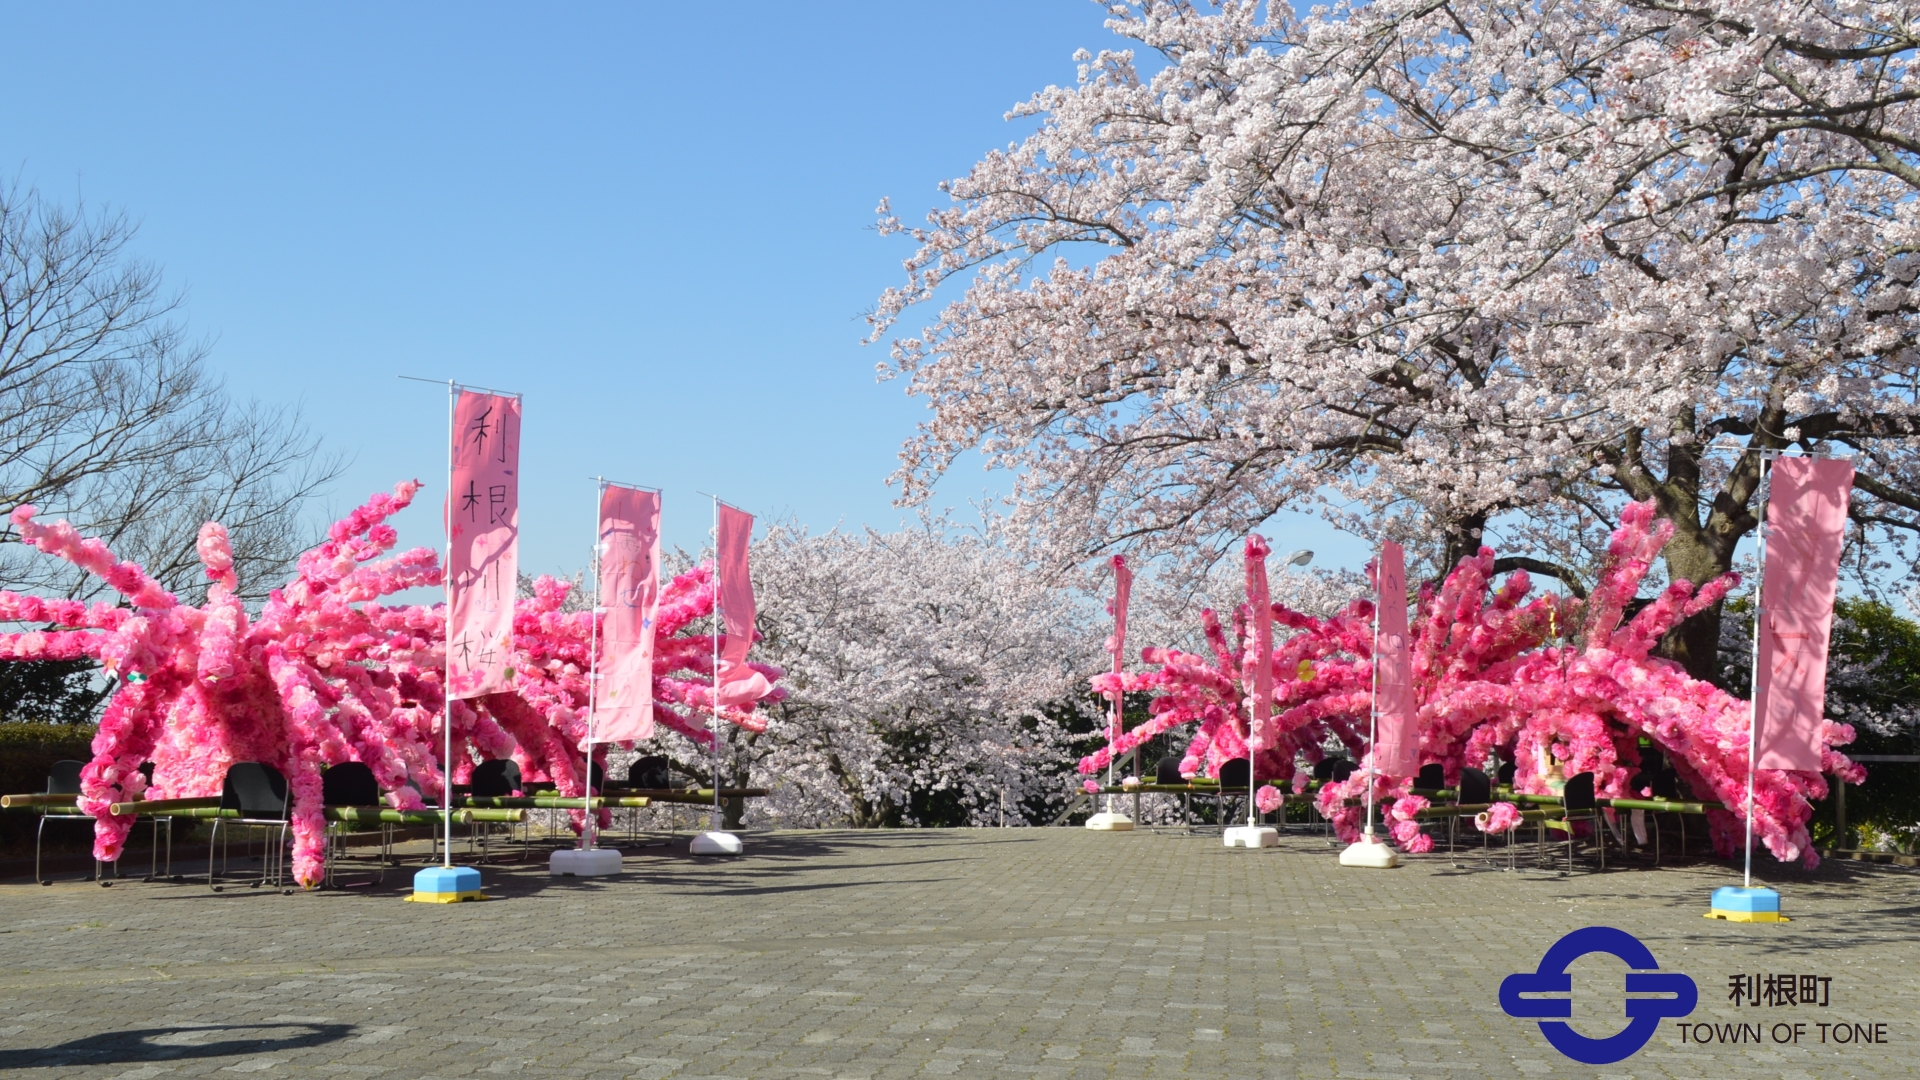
[1500,926,1698,1065]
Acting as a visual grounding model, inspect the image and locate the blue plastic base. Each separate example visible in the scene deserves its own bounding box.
[408,865,484,903]
[1712,886,1780,912]
[1708,886,1786,922]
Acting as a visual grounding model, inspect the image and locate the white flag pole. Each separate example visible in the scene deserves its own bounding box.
[584,477,603,853]
[687,493,743,855]
[711,494,722,834]
[1744,461,1773,891]
[443,379,455,869]
[1340,545,1397,868]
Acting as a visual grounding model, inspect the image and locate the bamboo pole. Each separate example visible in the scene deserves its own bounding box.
[119,806,523,824]
[631,788,768,804]
[456,796,651,810]
[105,797,222,816]
[0,793,79,808]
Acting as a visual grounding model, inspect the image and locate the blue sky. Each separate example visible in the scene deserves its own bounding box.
[5,1,1366,580]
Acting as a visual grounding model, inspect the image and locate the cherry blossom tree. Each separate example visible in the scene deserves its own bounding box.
[870,0,1920,682]
[729,520,1101,827]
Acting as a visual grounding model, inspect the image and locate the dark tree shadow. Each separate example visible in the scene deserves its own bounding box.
[0,1023,354,1068]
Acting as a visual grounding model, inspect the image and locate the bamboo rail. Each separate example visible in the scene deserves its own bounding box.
[0,793,78,809]
[104,797,223,816]
[614,788,769,804]
[456,796,651,810]
[100,805,525,825]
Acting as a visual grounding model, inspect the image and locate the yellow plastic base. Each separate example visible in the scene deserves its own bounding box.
[406,890,486,903]
[1705,909,1788,922]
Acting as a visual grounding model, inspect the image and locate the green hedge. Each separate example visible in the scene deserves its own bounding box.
[0,723,99,854]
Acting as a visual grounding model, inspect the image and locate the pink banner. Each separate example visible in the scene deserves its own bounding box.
[1756,456,1854,771]
[1245,536,1273,753]
[1107,555,1131,740]
[447,390,519,699]
[1373,539,1419,777]
[713,503,770,707]
[592,485,660,744]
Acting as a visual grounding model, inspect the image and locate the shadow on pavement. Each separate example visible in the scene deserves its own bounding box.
[0,1022,355,1068]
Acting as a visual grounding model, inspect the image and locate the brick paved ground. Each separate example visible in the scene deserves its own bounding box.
[0,826,1913,1079]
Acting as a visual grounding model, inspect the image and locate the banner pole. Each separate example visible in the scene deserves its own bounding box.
[443,379,455,869]
[712,494,722,834]
[584,478,603,852]
[1367,579,1379,843]
[1744,462,1771,891]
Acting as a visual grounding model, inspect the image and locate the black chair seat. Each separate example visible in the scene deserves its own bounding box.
[1413,763,1445,792]
[470,759,523,799]
[1154,755,1184,785]
[1458,767,1491,807]
[625,755,673,790]
[322,762,380,807]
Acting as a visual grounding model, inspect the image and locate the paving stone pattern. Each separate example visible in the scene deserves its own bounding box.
[0,828,1914,1078]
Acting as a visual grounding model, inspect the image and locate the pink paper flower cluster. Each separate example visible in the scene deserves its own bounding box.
[0,483,782,886]
[1475,802,1522,835]
[1084,502,1861,866]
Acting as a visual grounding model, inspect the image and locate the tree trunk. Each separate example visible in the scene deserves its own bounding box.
[1440,510,1490,578]
[1656,528,1734,685]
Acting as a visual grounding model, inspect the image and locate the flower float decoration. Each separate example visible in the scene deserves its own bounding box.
[0,482,781,886]
[1084,502,1860,866]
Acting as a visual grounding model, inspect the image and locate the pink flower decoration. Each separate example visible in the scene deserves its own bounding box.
[1092,500,1857,868]
[1255,785,1283,815]
[0,482,784,886]
[1477,801,1522,834]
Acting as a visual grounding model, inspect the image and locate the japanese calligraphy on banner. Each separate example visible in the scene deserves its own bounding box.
[1245,537,1273,752]
[593,485,660,743]
[447,389,519,699]
[1756,456,1854,771]
[712,503,771,708]
[1107,555,1132,739]
[1373,539,1420,777]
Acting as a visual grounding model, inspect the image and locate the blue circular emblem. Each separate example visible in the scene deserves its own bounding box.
[1499,925,1698,1065]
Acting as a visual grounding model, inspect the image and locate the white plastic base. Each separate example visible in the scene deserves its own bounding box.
[1338,835,1401,868]
[690,831,743,855]
[549,847,623,876]
[1084,812,1135,831]
[1223,825,1279,848]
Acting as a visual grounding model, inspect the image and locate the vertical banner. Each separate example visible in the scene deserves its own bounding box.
[1373,540,1419,777]
[1756,457,1854,770]
[1245,536,1273,752]
[1108,555,1132,740]
[447,390,519,699]
[593,485,661,743]
[713,503,771,706]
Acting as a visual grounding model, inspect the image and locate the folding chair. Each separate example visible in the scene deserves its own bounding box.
[1216,758,1249,829]
[36,760,103,886]
[1542,771,1604,872]
[1447,767,1492,854]
[322,762,389,887]
[468,758,527,860]
[136,762,175,881]
[209,762,291,891]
